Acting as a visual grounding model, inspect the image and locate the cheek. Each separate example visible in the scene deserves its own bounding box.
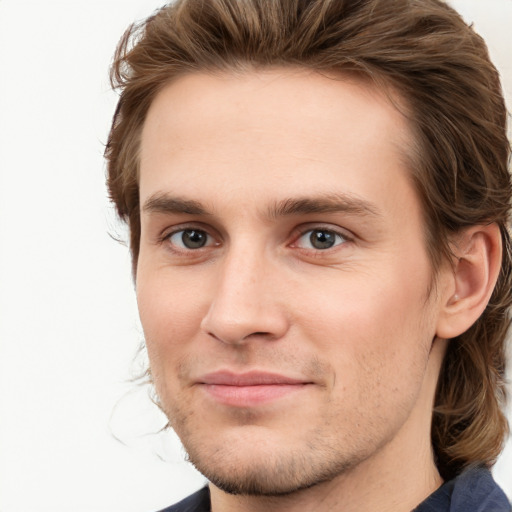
[295,261,435,384]
[298,269,431,343]
[137,267,207,336]
[303,280,434,440]
[136,270,208,389]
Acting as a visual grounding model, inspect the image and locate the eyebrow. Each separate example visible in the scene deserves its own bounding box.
[142,193,209,215]
[267,193,381,220]
[141,192,381,220]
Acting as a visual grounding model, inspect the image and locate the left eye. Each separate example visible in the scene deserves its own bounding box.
[167,229,213,249]
[295,229,347,250]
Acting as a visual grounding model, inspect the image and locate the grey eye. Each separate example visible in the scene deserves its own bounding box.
[297,229,346,250]
[169,229,210,249]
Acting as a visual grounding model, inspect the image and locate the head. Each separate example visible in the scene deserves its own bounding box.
[106,0,511,489]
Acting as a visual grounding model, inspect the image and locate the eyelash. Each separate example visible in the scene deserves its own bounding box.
[291,226,351,252]
[160,226,218,254]
[159,224,353,255]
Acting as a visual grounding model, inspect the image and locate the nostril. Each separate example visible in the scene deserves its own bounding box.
[205,329,275,345]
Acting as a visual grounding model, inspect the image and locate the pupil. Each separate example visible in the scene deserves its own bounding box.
[182,230,206,249]
[310,230,335,249]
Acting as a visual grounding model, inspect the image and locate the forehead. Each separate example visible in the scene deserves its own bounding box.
[139,69,415,218]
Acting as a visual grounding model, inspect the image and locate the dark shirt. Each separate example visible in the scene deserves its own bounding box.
[414,467,511,512]
[158,467,511,512]
[158,486,210,512]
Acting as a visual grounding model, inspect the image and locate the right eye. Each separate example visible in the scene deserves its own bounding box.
[167,229,213,250]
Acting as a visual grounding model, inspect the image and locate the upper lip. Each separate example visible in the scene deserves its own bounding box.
[198,371,309,386]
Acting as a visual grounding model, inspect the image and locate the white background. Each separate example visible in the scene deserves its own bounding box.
[0,1,510,511]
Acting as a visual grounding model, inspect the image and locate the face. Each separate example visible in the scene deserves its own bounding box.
[137,69,447,496]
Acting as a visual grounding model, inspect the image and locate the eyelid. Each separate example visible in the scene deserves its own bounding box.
[160,221,217,239]
[159,223,221,251]
[289,224,354,250]
[169,230,213,249]
[156,221,353,254]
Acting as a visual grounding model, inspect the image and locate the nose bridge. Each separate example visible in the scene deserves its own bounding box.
[200,237,287,344]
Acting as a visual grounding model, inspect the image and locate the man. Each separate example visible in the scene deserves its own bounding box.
[105,0,512,510]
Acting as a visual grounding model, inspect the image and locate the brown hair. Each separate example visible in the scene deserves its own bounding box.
[105,0,512,480]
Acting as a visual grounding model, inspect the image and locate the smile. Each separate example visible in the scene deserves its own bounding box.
[198,371,312,407]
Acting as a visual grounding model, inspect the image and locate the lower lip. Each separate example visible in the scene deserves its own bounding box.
[202,383,308,407]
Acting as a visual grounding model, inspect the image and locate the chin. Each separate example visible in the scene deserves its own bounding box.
[183,434,357,497]
[203,468,337,497]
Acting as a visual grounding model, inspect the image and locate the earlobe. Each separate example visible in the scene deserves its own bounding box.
[436,223,502,339]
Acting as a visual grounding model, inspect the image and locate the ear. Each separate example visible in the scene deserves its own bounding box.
[436,223,502,339]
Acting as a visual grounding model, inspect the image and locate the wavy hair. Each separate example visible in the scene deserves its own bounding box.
[105,0,512,480]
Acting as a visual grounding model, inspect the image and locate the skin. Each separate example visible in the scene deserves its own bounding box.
[136,69,456,512]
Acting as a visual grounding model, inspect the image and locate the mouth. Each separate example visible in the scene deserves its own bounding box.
[197,370,312,407]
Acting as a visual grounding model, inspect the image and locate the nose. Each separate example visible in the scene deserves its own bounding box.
[200,246,289,345]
